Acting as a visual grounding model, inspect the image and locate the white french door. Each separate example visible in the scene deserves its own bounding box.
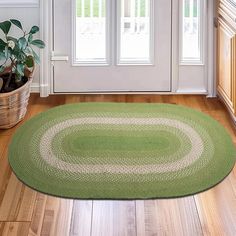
[53,0,172,93]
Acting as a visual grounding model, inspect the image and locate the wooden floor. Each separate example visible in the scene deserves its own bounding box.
[0,94,236,236]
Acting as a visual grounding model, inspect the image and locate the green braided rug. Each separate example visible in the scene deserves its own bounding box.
[8,103,236,199]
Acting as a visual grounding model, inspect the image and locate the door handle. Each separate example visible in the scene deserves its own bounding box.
[51,52,69,61]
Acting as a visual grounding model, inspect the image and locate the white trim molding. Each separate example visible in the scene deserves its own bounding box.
[30,82,40,93]
[0,0,39,7]
[39,0,52,97]
[171,0,179,93]
[207,0,217,97]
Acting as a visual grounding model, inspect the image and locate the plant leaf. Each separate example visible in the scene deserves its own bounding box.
[18,37,27,50]
[0,66,5,73]
[10,19,23,30]
[16,63,25,76]
[24,47,32,54]
[30,26,39,34]
[28,33,33,43]
[7,36,18,44]
[4,47,12,59]
[30,39,45,49]
[18,52,26,61]
[12,44,20,57]
[0,52,6,61]
[25,56,34,68]
[31,48,40,64]
[0,21,11,35]
[0,39,7,51]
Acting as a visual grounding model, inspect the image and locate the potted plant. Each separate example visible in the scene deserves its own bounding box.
[0,19,45,129]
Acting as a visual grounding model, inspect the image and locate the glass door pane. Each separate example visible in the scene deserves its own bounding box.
[74,0,107,64]
[118,0,154,64]
[181,0,203,63]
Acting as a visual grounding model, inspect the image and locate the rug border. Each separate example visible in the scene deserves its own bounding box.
[8,161,236,200]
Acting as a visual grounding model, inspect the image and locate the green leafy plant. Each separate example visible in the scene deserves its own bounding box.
[0,19,45,92]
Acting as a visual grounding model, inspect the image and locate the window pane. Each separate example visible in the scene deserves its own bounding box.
[182,0,201,61]
[119,0,153,64]
[75,0,107,63]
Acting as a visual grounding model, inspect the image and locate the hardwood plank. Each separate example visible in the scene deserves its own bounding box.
[171,95,189,106]
[112,201,136,236]
[0,134,36,223]
[69,200,93,236]
[91,200,136,236]
[184,95,205,111]
[0,135,10,159]
[229,166,236,195]
[0,222,30,236]
[136,198,203,236]
[0,173,37,221]
[0,148,12,197]
[27,96,63,120]
[201,97,223,112]
[40,196,73,236]
[195,177,236,236]
[28,193,47,236]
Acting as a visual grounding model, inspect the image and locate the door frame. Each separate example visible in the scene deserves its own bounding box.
[39,0,216,97]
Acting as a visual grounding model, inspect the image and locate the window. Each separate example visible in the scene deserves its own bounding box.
[74,0,108,64]
[180,0,204,64]
[72,0,154,65]
[117,0,154,64]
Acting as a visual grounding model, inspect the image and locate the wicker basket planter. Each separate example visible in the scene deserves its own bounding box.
[0,19,45,129]
[0,69,33,129]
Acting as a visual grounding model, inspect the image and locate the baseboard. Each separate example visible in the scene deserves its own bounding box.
[175,89,208,94]
[30,82,40,93]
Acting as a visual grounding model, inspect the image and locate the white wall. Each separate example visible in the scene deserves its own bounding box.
[0,0,40,91]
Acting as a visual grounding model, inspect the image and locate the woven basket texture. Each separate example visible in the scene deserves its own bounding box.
[0,66,33,129]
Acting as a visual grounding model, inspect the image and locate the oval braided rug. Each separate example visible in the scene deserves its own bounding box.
[8,103,236,199]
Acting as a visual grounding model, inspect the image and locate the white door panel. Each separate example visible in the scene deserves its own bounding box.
[53,0,172,92]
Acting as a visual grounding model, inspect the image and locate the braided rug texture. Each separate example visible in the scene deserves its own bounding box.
[8,103,236,199]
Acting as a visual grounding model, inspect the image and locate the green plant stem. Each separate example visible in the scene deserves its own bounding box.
[4,70,12,90]
[4,61,14,90]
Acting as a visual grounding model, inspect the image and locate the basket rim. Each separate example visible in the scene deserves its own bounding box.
[0,77,32,98]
